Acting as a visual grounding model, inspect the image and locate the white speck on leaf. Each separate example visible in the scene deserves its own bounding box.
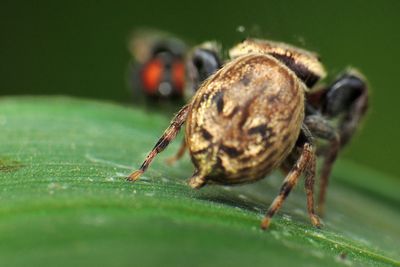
[145,192,155,197]
[140,175,150,181]
[282,214,292,222]
[105,177,115,182]
[81,215,107,226]
[238,194,248,200]
[47,182,68,192]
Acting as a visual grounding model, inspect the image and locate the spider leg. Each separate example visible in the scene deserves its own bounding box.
[304,115,340,216]
[305,70,368,215]
[127,104,190,182]
[262,125,321,229]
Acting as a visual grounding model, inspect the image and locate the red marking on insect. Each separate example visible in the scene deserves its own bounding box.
[141,58,164,95]
[172,60,185,94]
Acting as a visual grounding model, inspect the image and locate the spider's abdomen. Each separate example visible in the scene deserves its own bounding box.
[186,54,306,184]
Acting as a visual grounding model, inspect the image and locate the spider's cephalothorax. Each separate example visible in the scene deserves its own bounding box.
[128,38,368,229]
[129,31,222,101]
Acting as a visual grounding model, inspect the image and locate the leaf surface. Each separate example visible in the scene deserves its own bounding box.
[0,97,399,267]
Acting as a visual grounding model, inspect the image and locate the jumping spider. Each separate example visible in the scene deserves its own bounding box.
[128,38,368,229]
[128,29,222,101]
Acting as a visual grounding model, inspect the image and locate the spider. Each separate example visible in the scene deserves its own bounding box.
[127,38,368,229]
[128,30,222,101]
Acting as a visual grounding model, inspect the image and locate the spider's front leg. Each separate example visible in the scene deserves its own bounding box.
[128,104,190,182]
[306,70,368,215]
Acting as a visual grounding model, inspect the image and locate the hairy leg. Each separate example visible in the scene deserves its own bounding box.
[127,105,190,181]
[305,70,368,215]
[262,126,320,229]
[305,115,340,216]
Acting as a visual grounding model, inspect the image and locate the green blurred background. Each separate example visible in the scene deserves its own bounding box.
[1,0,399,178]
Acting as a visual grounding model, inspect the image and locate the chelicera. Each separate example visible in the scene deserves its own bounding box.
[128,38,368,229]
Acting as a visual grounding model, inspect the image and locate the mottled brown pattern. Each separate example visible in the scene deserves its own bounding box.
[229,39,327,90]
[186,54,305,185]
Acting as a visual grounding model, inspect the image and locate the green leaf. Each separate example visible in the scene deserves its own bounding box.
[0,96,399,267]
